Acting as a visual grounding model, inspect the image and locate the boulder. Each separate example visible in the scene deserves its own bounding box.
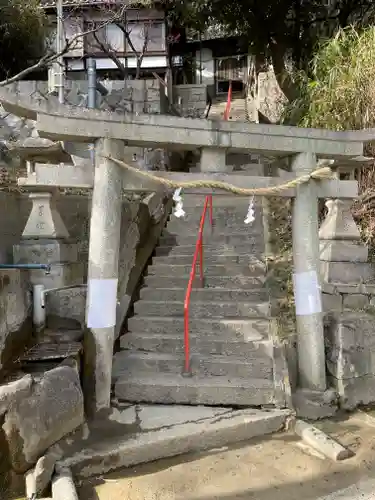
[2,362,84,472]
[0,375,32,416]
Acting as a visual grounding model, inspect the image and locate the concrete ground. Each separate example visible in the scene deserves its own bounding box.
[76,411,375,500]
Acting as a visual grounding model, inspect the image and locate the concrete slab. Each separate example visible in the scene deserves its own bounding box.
[58,407,290,478]
[76,412,375,500]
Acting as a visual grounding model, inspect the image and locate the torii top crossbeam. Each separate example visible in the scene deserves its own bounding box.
[0,87,374,158]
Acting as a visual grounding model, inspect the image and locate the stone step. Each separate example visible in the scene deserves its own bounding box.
[164,225,263,236]
[127,316,270,338]
[180,195,263,208]
[148,263,266,277]
[112,351,273,381]
[155,244,265,257]
[152,254,266,266]
[64,408,290,478]
[144,274,266,288]
[120,332,272,357]
[133,300,270,318]
[140,286,269,302]
[159,232,265,247]
[114,372,276,406]
[168,207,263,222]
[164,219,263,235]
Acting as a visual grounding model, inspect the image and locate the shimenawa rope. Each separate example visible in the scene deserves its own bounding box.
[105,155,334,196]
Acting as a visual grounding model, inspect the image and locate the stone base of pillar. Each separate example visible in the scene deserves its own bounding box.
[292,388,338,420]
[13,239,78,265]
[319,239,368,263]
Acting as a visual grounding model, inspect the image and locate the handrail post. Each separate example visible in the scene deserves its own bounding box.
[183,302,191,376]
[209,194,213,230]
[199,239,204,287]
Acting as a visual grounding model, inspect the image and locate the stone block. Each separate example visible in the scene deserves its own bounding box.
[320,261,375,284]
[322,283,375,294]
[325,311,375,351]
[334,374,375,410]
[0,375,32,415]
[342,293,369,309]
[2,363,84,472]
[46,287,86,327]
[320,240,368,262]
[322,293,342,312]
[28,262,84,289]
[33,443,64,496]
[13,240,78,264]
[325,311,375,383]
[22,192,70,240]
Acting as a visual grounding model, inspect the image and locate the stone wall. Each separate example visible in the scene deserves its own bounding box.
[319,197,375,411]
[0,79,166,178]
[0,269,31,378]
[173,84,207,118]
[0,191,171,335]
[0,80,207,152]
[323,282,375,410]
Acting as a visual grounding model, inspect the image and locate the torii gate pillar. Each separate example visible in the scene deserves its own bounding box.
[83,138,124,418]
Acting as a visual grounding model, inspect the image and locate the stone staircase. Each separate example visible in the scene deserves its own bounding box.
[113,195,289,407]
[209,95,248,122]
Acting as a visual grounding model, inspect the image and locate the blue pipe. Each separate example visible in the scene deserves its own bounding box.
[0,263,51,273]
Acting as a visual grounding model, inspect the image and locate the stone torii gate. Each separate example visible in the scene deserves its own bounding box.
[0,87,372,418]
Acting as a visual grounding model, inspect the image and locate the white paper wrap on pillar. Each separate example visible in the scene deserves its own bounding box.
[293,270,322,316]
[87,278,118,328]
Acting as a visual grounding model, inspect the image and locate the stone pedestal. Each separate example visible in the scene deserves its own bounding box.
[200,147,228,173]
[13,188,84,295]
[320,198,375,411]
[325,311,375,409]
[319,199,374,284]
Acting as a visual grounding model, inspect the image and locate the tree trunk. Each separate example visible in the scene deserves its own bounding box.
[270,43,300,102]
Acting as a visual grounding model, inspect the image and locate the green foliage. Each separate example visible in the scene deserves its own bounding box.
[0,0,48,81]
[164,0,375,71]
[285,27,375,131]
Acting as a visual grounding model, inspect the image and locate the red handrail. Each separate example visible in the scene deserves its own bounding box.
[223,81,232,120]
[183,194,213,375]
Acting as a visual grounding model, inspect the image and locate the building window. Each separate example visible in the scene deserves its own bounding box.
[84,19,165,55]
[85,22,125,53]
[126,21,165,53]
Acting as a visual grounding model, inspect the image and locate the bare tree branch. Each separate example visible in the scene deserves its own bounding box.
[115,19,151,79]
[92,30,128,79]
[0,2,157,87]
[0,19,111,87]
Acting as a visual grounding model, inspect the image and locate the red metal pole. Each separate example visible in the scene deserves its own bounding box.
[209,194,213,228]
[223,81,232,120]
[199,239,204,286]
[183,303,190,374]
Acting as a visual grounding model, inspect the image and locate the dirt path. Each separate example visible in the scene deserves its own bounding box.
[76,412,375,500]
